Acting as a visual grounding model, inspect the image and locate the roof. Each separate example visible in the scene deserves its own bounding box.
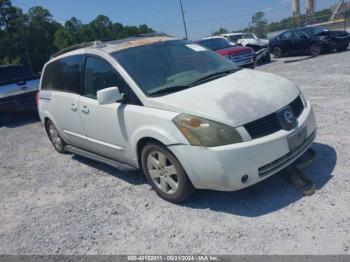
[101,36,176,53]
[221,32,253,36]
[50,33,177,59]
[201,36,226,40]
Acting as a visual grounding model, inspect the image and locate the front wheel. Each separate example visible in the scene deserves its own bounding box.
[141,142,195,203]
[310,43,321,56]
[264,52,271,62]
[273,47,282,58]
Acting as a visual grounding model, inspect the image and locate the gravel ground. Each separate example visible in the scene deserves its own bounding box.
[0,50,350,255]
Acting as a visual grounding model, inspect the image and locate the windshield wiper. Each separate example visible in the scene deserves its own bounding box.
[148,85,192,96]
[188,69,240,86]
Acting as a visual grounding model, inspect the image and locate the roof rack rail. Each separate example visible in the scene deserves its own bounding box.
[138,32,170,38]
[51,41,103,58]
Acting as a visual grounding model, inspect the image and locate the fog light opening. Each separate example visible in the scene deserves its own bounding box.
[241,175,249,183]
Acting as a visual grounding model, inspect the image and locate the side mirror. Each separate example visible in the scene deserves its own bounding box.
[97,86,125,105]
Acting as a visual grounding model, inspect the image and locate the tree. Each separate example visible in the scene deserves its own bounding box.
[26,6,62,72]
[1,2,155,73]
[212,27,229,36]
[251,11,267,38]
[0,1,31,69]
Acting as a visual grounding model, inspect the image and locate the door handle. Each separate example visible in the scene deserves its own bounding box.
[70,103,78,112]
[81,105,89,114]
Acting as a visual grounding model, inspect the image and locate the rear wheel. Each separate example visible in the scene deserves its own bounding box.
[310,43,321,56]
[273,47,282,58]
[45,120,66,153]
[141,142,195,203]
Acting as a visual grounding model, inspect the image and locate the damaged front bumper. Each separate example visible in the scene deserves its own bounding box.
[168,101,317,191]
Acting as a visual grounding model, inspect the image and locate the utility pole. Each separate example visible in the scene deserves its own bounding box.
[306,0,315,24]
[179,0,188,40]
[292,0,301,27]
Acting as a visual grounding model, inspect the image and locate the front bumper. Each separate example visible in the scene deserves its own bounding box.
[168,101,317,191]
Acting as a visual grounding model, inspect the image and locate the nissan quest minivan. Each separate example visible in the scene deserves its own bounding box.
[38,35,317,202]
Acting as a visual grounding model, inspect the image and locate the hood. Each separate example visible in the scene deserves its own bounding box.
[238,38,269,47]
[147,69,300,127]
[215,46,252,56]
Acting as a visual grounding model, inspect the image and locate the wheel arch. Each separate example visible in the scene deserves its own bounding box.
[129,124,188,168]
[136,137,165,168]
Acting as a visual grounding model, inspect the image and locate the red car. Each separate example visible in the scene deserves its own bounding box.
[197,37,256,68]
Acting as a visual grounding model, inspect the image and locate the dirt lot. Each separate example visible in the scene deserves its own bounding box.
[1,50,350,255]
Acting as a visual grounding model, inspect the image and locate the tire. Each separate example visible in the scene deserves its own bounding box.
[273,47,282,58]
[45,119,66,153]
[310,43,321,56]
[141,142,195,203]
[264,52,271,62]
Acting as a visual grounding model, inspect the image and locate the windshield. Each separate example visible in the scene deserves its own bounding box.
[302,26,328,36]
[112,40,238,96]
[228,34,255,42]
[197,38,232,51]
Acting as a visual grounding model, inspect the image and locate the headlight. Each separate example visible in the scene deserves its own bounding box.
[296,85,307,108]
[172,114,242,147]
[300,92,307,108]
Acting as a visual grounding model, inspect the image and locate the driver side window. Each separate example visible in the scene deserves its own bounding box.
[280,31,293,40]
[84,56,125,99]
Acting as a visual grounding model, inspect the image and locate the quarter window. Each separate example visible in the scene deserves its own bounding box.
[41,55,84,93]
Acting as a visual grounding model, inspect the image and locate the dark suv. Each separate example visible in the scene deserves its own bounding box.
[268,25,350,57]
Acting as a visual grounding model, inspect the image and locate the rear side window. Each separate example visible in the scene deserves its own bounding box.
[41,55,84,93]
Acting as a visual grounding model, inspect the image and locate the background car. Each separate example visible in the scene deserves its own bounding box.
[268,25,350,58]
[221,32,271,63]
[0,65,40,124]
[197,37,256,68]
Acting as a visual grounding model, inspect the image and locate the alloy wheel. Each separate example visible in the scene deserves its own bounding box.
[146,151,179,194]
[48,123,62,150]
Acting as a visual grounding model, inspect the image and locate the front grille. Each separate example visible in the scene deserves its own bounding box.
[244,96,304,139]
[244,113,281,139]
[230,50,254,66]
[290,96,303,118]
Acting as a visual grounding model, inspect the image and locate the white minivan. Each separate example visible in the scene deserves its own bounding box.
[38,35,317,202]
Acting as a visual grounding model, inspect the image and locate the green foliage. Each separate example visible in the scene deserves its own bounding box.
[214,7,336,39]
[53,16,154,49]
[0,1,155,73]
[251,11,268,38]
[212,27,229,36]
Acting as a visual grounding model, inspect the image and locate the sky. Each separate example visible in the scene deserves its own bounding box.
[12,0,338,40]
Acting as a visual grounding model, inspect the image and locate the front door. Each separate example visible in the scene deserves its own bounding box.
[79,56,132,163]
[291,30,310,54]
